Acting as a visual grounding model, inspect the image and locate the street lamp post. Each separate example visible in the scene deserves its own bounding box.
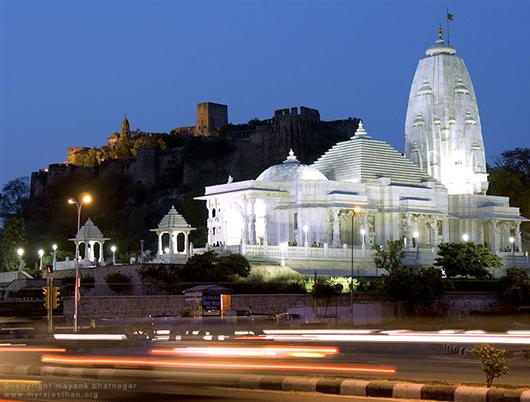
[413,230,420,260]
[509,236,515,266]
[38,249,44,271]
[48,244,57,334]
[110,245,117,265]
[303,225,309,248]
[16,248,24,272]
[68,193,92,333]
[351,206,361,326]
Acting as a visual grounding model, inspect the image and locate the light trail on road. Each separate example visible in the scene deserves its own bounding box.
[40,354,396,375]
[149,345,338,358]
[260,329,530,345]
[0,346,66,353]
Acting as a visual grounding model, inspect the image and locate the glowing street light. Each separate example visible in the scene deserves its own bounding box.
[38,249,44,270]
[67,193,92,333]
[303,225,309,247]
[16,247,24,271]
[360,228,367,250]
[52,244,58,273]
[462,233,469,243]
[280,242,288,267]
[110,245,117,265]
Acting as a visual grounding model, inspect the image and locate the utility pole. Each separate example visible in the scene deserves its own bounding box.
[45,265,54,334]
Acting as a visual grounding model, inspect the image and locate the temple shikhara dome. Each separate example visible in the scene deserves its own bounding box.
[404,27,488,195]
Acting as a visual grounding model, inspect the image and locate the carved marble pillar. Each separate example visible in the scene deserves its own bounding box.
[248,199,256,245]
[491,220,499,252]
[296,208,303,246]
[169,231,175,254]
[158,233,163,256]
[241,203,248,245]
[87,241,94,262]
[442,218,449,243]
[99,242,104,263]
[332,209,341,247]
[403,213,413,250]
[263,216,268,246]
[515,222,522,253]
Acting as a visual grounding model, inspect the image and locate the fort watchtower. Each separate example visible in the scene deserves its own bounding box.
[195,102,228,135]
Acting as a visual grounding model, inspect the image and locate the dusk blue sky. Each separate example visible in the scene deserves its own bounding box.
[1,1,529,186]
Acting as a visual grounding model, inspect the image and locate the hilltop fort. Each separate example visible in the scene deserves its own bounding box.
[31,103,360,199]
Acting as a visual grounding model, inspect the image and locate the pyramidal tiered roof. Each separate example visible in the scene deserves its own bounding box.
[75,218,107,240]
[157,205,190,229]
[311,122,437,186]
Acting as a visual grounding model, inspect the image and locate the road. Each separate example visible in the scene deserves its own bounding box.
[1,328,530,400]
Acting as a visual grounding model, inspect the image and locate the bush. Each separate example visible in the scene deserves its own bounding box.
[181,252,251,282]
[499,268,530,305]
[104,272,132,293]
[357,278,383,292]
[472,344,510,387]
[435,243,502,279]
[137,265,180,292]
[311,279,343,300]
[450,279,499,292]
[381,267,449,315]
[372,239,405,274]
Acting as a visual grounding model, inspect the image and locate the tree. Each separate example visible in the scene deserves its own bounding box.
[381,267,448,315]
[0,216,26,271]
[488,147,530,247]
[498,268,530,306]
[434,242,502,279]
[326,276,359,293]
[137,265,180,293]
[472,344,510,387]
[372,239,405,274]
[311,279,343,300]
[180,252,251,283]
[216,254,251,278]
[0,177,29,218]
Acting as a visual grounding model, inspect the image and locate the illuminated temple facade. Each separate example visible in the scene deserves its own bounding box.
[195,31,528,275]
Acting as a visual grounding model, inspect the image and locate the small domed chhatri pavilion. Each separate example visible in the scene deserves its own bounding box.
[69,218,110,266]
[151,206,195,263]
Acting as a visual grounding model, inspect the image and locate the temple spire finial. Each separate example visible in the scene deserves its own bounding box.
[436,25,444,44]
[352,120,368,138]
[284,148,299,163]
